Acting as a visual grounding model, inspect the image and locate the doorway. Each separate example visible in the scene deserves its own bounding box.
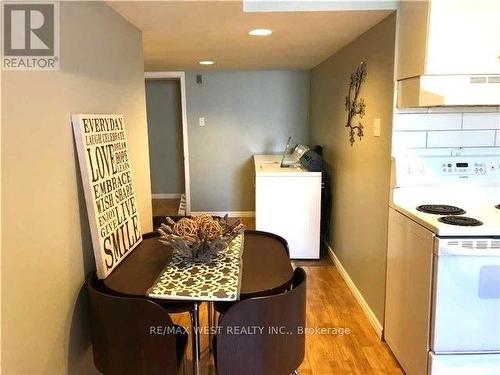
[145,72,190,217]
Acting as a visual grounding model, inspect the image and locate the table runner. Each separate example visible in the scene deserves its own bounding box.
[147,234,244,301]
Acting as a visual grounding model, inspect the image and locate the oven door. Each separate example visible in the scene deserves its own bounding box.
[431,239,500,353]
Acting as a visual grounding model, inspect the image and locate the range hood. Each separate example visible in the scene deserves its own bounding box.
[396,1,500,108]
[397,75,500,108]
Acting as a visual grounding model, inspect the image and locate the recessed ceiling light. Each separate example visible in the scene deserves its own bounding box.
[249,29,272,36]
[199,60,214,65]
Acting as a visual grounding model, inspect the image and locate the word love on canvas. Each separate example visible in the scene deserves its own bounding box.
[86,142,129,182]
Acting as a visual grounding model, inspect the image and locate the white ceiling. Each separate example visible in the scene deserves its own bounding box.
[107,1,394,71]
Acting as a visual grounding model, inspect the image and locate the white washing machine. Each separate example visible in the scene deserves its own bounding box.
[254,154,321,259]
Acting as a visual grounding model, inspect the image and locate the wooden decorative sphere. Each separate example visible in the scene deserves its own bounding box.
[198,219,223,240]
[194,214,212,226]
[173,218,198,237]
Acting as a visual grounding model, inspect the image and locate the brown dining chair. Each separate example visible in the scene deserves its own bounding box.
[245,229,290,257]
[213,267,307,375]
[86,274,188,375]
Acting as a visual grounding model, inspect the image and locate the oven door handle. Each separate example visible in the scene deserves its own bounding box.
[437,247,500,257]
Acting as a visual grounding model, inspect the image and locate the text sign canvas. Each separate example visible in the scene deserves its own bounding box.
[72,114,142,278]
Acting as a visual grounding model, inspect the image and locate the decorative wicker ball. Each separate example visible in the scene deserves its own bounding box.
[173,218,198,237]
[193,214,213,226]
[198,219,223,240]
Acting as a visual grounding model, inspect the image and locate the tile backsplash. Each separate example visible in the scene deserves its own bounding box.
[392,107,500,155]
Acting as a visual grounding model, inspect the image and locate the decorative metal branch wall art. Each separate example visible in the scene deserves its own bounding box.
[344,62,367,146]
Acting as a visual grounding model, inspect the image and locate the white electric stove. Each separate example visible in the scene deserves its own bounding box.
[384,150,500,375]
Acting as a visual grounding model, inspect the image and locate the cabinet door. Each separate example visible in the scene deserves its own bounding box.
[384,209,435,375]
[396,0,430,80]
[255,175,321,259]
[426,0,500,75]
[397,1,500,79]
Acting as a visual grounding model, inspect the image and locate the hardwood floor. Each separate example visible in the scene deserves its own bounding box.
[163,213,402,374]
[296,261,402,375]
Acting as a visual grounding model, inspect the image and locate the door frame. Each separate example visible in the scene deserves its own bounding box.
[144,71,191,215]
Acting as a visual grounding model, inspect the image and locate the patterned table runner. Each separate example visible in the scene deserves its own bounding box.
[147,234,244,301]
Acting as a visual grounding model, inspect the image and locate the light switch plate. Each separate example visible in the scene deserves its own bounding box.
[373,118,381,137]
[199,117,205,127]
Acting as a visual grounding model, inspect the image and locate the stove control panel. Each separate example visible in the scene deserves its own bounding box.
[440,161,489,175]
[394,155,500,187]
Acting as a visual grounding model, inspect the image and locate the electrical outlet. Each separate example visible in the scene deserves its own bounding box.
[373,118,381,137]
[199,117,205,127]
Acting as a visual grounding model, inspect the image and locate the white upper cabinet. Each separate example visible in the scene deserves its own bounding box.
[396,0,500,107]
[397,0,500,80]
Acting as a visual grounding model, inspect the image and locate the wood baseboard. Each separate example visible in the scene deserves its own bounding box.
[189,211,255,218]
[152,193,182,199]
[327,244,383,339]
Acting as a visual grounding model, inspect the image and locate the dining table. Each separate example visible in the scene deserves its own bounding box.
[103,229,294,375]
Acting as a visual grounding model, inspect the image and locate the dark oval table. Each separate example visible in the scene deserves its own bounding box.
[103,230,293,375]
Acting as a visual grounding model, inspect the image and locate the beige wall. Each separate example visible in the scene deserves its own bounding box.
[1,2,152,374]
[310,13,396,324]
[0,53,3,373]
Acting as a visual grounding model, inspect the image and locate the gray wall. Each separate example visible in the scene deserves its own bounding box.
[186,70,310,212]
[2,2,152,373]
[146,80,185,195]
[309,13,396,324]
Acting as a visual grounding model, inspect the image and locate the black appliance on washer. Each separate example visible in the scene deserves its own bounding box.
[299,145,332,255]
